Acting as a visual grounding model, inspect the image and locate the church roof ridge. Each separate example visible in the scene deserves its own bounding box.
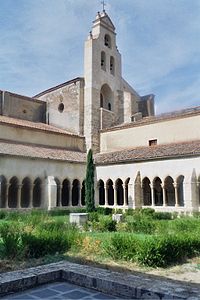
[33,77,84,98]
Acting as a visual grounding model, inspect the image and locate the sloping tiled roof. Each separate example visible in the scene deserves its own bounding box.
[0,115,83,137]
[0,140,86,163]
[95,140,200,165]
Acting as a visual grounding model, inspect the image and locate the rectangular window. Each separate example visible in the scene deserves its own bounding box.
[149,139,157,146]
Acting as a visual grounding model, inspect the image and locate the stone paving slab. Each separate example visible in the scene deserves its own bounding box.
[0,261,200,299]
[2,282,122,299]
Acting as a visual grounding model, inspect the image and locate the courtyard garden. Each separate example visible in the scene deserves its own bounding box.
[0,207,200,276]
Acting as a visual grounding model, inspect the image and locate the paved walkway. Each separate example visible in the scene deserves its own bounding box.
[2,281,124,299]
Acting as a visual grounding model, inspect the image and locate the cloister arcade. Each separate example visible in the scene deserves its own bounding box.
[0,176,85,209]
[97,175,187,208]
[0,173,199,210]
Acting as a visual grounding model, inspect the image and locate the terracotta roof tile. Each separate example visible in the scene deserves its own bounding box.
[0,115,83,137]
[95,140,200,165]
[0,140,86,163]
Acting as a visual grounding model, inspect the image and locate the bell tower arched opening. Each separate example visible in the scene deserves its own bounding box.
[100,84,114,111]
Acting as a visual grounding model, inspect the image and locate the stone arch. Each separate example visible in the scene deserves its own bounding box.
[164,176,175,206]
[125,178,130,205]
[104,34,111,48]
[0,176,7,208]
[8,176,18,208]
[98,180,105,205]
[153,177,163,206]
[62,179,70,206]
[110,56,115,75]
[101,51,106,71]
[33,178,42,208]
[72,179,80,206]
[107,179,114,206]
[142,177,152,206]
[115,178,124,206]
[81,180,85,206]
[100,84,114,111]
[176,175,184,206]
[21,177,31,208]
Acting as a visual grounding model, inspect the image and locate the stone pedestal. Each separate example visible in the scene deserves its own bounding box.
[112,213,123,223]
[69,213,89,226]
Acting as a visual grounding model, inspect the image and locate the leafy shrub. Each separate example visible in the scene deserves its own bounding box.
[0,221,22,259]
[113,208,123,214]
[95,207,113,215]
[21,225,79,258]
[104,233,138,260]
[91,216,116,232]
[153,212,172,220]
[116,222,129,232]
[88,212,99,222]
[48,209,71,216]
[126,215,156,234]
[0,211,7,219]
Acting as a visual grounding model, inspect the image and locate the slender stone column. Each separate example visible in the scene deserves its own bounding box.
[105,186,108,206]
[29,184,34,209]
[69,184,72,207]
[162,184,167,207]
[174,183,179,207]
[17,184,22,209]
[123,184,126,207]
[114,186,117,207]
[5,183,9,209]
[150,184,155,207]
[57,184,62,207]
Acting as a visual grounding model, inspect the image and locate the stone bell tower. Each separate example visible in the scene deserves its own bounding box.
[84,10,123,153]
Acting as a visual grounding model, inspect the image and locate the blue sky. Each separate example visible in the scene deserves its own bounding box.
[0,0,199,114]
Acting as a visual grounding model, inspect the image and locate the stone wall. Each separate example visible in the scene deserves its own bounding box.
[100,108,115,129]
[1,91,46,122]
[37,78,84,135]
[100,113,200,152]
[0,123,85,152]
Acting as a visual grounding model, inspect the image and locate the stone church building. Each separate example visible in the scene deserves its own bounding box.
[0,10,199,213]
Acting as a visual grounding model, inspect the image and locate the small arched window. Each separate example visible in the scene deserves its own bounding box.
[101,51,106,71]
[110,56,115,75]
[104,34,111,48]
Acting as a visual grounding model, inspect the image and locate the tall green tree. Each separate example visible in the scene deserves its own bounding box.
[85,149,95,212]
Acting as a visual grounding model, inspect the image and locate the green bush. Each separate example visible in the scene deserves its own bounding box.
[153,212,173,220]
[95,207,113,215]
[21,225,79,258]
[91,216,116,232]
[0,221,22,259]
[48,209,71,216]
[126,215,156,234]
[88,212,99,222]
[104,233,138,260]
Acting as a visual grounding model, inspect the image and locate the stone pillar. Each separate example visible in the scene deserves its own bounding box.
[29,184,34,209]
[114,186,117,207]
[150,184,155,207]
[174,183,179,207]
[123,184,126,207]
[162,184,167,207]
[5,183,9,209]
[17,184,22,209]
[105,186,108,206]
[57,184,62,207]
[69,184,72,207]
